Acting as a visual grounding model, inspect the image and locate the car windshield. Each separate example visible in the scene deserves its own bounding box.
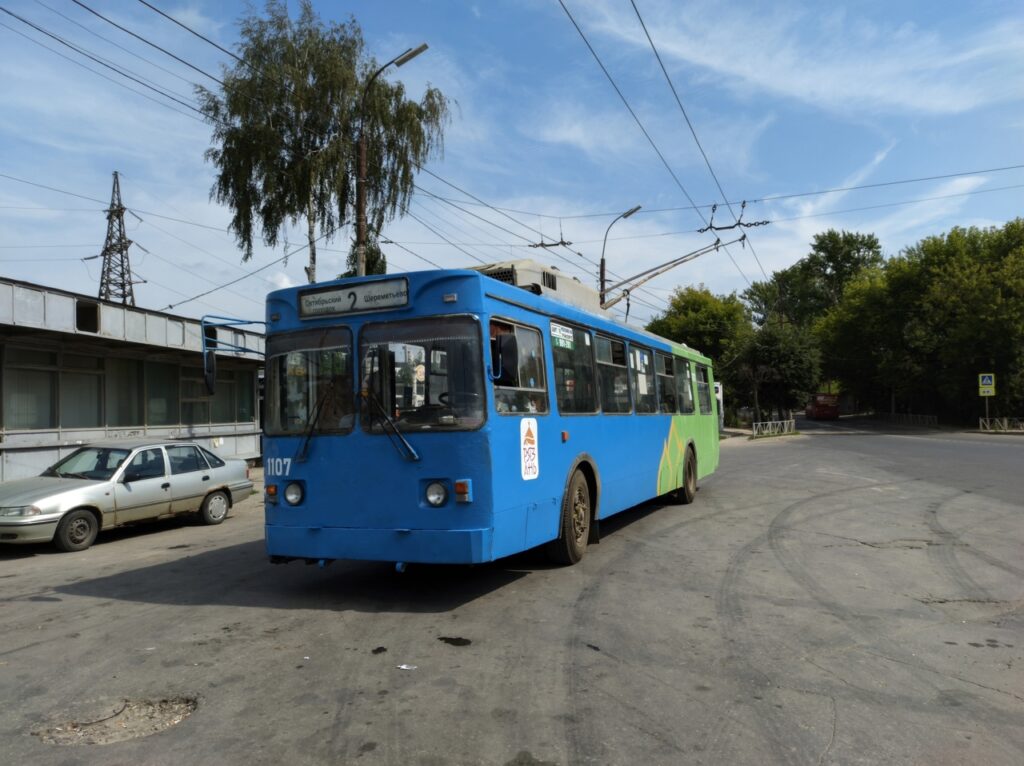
[45,447,131,481]
[265,327,354,436]
[360,316,485,432]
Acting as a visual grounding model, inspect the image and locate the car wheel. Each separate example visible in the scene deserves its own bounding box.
[54,509,99,552]
[200,491,230,525]
[546,470,591,565]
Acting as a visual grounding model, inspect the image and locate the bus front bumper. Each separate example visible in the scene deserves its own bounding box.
[264,524,494,565]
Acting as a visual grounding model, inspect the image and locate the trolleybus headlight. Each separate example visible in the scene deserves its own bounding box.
[284,482,304,505]
[425,481,448,507]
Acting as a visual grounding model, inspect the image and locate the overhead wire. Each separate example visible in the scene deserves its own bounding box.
[629,0,769,281]
[0,17,207,124]
[0,6,206,116]
[132,0,672,319]
[420,168,1024,221]
[556,0,753,288]
[69,0,222,85]
[34,0,197,88]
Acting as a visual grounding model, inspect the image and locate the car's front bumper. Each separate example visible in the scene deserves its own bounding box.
[0,518,59,544]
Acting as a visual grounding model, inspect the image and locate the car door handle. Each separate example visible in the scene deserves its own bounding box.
[202,475,210,481]
[161,482,171,489]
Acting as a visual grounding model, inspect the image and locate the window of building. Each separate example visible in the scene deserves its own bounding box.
[146,362,179,425]
[550,321,597,414]
[696,365,714,415]
[60,371,102,428]
[630,346,657,414]
[4,368,56,429]
[656,354,677,413]
[676,359,695,414]
[595,336,631,413]
[181,369,211,425]
[491,320,548,414]
[106,358,143,427]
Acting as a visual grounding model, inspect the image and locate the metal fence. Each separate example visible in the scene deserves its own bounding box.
[979,417,1024,432]
[752,419,796,438]
[875,413,939,427]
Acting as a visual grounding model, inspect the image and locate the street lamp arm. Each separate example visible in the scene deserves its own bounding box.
[356,43,428,278]
[599,204,642,307]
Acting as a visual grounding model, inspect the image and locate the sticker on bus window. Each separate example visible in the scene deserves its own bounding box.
[520,418,539,480]
[551,322,574,350]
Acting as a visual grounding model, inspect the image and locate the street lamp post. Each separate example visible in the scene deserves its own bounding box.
[356,43,429,277]
[599,205,641,307]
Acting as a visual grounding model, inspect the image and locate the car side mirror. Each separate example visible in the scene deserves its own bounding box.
[121,470,140,484]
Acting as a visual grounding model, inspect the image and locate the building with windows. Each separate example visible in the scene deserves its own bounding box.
[0,277,263,480]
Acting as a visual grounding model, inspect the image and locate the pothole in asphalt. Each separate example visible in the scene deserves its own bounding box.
[32,697,198,745]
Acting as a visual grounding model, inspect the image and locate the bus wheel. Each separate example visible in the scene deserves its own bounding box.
[547,470,591,565]
[679,447,697,505]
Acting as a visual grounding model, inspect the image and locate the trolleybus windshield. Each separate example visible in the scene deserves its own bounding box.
[359,316,485,432]
[265,327,354,436]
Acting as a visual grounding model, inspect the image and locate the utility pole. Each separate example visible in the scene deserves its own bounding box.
[98,171,136,306]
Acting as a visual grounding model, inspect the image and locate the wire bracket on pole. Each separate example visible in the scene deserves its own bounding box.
[697,201,769,233]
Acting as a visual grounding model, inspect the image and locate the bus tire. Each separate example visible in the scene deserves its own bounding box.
[679,447,697,505]
[546,470,591,565]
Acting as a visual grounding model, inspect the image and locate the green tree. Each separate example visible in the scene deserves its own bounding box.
[339,238,386,278]
[646,285,751,362]
[745,229,882,326]
[646,285,754,422]
[818,219,1024,422]
[197,1,449,282]
[734,322,820,421]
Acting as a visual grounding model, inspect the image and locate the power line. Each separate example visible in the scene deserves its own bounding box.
[404,211,489,265]
[421,162,1024,221]
[629,0,769,280]
[0,17,207,124]
[136,0,240,63]
[556,0,752,287]
[128,0,676,318]
[0,6,205,116]
[69,0,222,85]
[34,0,196,88]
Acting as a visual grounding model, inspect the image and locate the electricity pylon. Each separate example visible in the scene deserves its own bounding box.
[98,171,136,306]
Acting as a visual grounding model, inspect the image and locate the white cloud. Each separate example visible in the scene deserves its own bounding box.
[580,0,1024,115]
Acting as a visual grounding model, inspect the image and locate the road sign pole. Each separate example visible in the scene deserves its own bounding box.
[985,396,989,421]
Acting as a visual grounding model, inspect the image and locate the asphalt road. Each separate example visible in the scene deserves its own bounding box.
[1,421,1021,765]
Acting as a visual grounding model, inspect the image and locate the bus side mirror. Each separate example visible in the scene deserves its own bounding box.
[491,334,519,386]
[203,348,217,395]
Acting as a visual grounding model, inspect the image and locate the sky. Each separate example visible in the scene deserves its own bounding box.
[1,0,1022,328]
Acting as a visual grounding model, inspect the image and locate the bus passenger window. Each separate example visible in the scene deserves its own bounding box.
[676,359,695,414]
[630,346,657,414]
[696,365,714,415]
[595,336,631,413]
[656,354,677,413]
[491,321,549,414]
[550,322,597,414]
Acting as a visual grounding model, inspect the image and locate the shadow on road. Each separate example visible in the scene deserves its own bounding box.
[53,498,670,614]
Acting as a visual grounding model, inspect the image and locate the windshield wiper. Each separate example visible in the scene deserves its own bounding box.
[364,389,420,462]
[294,383,333,463]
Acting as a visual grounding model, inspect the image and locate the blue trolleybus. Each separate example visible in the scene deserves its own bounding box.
[261,263,719,566]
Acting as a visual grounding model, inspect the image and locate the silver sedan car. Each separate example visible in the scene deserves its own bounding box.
[0,440,254,552]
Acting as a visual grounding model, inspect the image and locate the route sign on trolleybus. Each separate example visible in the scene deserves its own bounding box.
[979,373,996,397]
[261,259,720,568]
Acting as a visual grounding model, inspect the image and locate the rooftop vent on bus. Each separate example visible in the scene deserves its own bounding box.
[469,259,603,313]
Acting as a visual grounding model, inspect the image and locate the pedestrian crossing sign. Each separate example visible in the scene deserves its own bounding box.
[979,373,995,396]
